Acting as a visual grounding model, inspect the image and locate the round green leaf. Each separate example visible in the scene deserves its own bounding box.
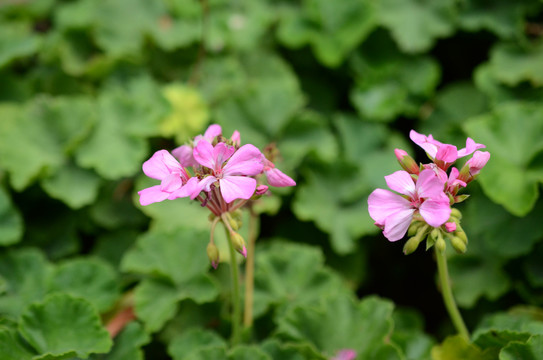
[168,328,226,360]
[89,322,150,360]
[0,185,23,246]
[19,293,112,358]
[499,334,543,360]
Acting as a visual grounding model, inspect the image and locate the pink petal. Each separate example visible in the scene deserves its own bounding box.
[219,176,257,203]
[170,177,201,199]
[266,168,296,187]
[385,171,416,197]
[368,188,412,225]
[419,195,451,227]
[445,222,456,232]
[138,185,170,206]
[172,145,198,167]
[193,140,216,169]
[142,150,182,180]
[223,144,264,176]
[212,142,236,167]
[435,144,458,163]
[332,349,357,360]
[467,151,490,175]
[409,130,441,158]
[457,138,485,158]
[192,176,218,198]
[204,124,222,140]
[231,130,241,146]
[383,208,415,242]
[416,169,445,199]
[160,173,182,193]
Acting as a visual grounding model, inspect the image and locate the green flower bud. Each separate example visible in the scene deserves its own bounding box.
[456,230,468,244]
[403,236,423,255]
[450,236,467,253]
[230,232,247,258]
[206,243,220,269]
[436,237,446,253]
[407,221,423,237]
[450,208,462,220]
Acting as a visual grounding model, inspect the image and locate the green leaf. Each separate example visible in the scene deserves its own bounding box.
[448,256,510,308]
[19,293,112,359]
[499,334,543,360]
[134,276,218,333]
[90,322,151,360]
[376,0,457,53]
[391,308,435,360]
[252,241,345,319]
[40,162,101,209]
[0,248,52,318]
[464,102,543,216]
[0,22,41,68]
[48,257,120,313]
[228,346,272,360]
[184,346,228,360]
[276,294,400,359]
[277,0,377,67]
[0,185,23,246]
[121,228,210,284]
[0,327,36,360]
[458,0,538,39]
[431,335,495,360]
[349,30,441,122]
[261,339,321,360]
[168,328,226,360]
[488,41,543,87]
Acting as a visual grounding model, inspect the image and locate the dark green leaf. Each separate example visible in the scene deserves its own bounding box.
[499,334,543,360]
[168,328,226,360]
[0,185,23,246]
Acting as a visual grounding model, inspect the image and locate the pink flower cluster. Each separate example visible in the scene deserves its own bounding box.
[138,124,296,216]
[368,130,490,243]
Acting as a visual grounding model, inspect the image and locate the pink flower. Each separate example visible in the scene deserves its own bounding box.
[172,124,222,167]
[331,349,357,360]
[368,169,451,242]
[138,150,199,206]
[466,150,490,176]
[410,130,485,169]
[193,141,264,203]
[262,158,296,187]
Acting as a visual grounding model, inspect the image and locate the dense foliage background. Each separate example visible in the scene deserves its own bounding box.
[2,0,543,359]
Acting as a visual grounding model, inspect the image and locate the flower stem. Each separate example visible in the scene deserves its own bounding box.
[243,208,259,328]
[222,216,242,346]
[435,247,470,341]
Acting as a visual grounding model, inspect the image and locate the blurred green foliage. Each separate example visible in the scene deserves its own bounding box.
[1,0,543,358]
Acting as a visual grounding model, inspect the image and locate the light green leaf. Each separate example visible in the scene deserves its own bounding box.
[376,0,457,53]
[0,185,23,246]
[0,248,52,318]
[0,22,41,68]
[90,322,151,360]
[261,339,321,360]
[48,257,120,313]
[40,162,101,209]
[228,346,272,360]
[168,328,227,360]
[134,277,218,333]
[276,294,400,359]
[19,293,112,359]
[448,256,510,308]
[499,334,543,360]
[121,228,210,284]
[0,327,36,360]
[464,102,543,216]
[277,0,377,67]
[488,41,543,86]
[252,241,345,319]
[431,335,495,360]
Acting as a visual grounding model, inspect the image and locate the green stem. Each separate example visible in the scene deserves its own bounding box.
[222,217,242,346]
[435,247,470,341]
[243,209,259,329]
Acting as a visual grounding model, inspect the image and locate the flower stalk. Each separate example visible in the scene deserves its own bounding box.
[435,246,470,341]
[222,214,242,346]
[243,208,259,328]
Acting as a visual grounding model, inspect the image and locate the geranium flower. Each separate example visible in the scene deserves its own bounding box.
[138,150,199,206]
[193,141,264,203]
[262,158,296,187]
[410,130,485,169]
[172,124,222,167]
[368,169,451,242]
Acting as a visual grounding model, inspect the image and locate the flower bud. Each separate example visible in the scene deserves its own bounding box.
[407,221,423,237]
[206,243,220,269]
[230,232,247,258]
[450,236,467,253]
[403,235,423,255]
[227,213,241,231]
[255,185,268,195]
[444,222,456,233]
[436,236,446,253]
[450,208,462,220]
[395,149,420,174]
[455,229,468,244]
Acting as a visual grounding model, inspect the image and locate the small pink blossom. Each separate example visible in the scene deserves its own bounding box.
[331,349,357,360]
[466,151,490,176]
[262,158,296,187]
[138,150,199,206]
[410,130,485,169]
[368,169,451,242]
[193,141,264,203]
[172,124,223,167]
[445,222,456,232]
